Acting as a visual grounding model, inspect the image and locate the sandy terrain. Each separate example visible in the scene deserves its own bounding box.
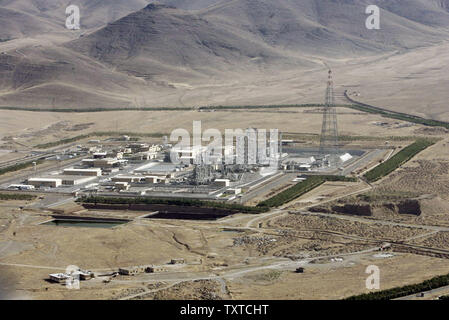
[0,106,430,151]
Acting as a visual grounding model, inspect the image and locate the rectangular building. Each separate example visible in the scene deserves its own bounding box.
[214,179,230,187]
[112,176,144,183]
[28,178,62,188]
[59,175,97,186]
[63,168,102,177]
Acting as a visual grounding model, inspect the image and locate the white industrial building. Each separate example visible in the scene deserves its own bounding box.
[63,168,102,177]
[59,175,97,186]
[28,178,62,188]
[225,188,242,195]
[289,156,316,164]
[7,184,35,190]
[339,153,353,162]
[115,182,130,191]
[112,175,144,183]
[145,176,169,184]
[214,179,230,187]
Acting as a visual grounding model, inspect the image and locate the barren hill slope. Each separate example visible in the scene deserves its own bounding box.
[67,3,314,80]
[201,0,449,56]
[0,7,59,41]
[0,0,448,114]
[0,0,151,29]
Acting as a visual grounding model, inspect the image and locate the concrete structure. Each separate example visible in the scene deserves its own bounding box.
[93,152,107,159]
[145,176,169,184]
[225,188,242,195]
[115,182,130,191]
[102,168,120,174]
[340,153,353,162]
[7,184,35,190]
[119,265,161,275]
[299,164,312,171]
[170,258,185,265]
[171,146,209,164]
[128,143,154,153]
[119,266,140,276]
[58,175,97,186]
[28,178,62,188]
[93,158,122,168]
[146,266,165,273]
[112,176,144,183]
[49,273,70,283]
[289,156,316,164]
[63,168,102,177]
[81,159,95,166]
[214,179,230,187]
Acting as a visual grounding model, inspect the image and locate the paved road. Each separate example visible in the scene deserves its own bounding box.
[238,172,295,204]
[394,285,449,300]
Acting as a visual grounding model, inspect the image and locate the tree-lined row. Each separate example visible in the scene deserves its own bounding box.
[257,175,357,208]
[345,272,449,300]
[0,193,36,201]
[364,139,435,182]
[0,160,44,176]
[35,132,166,149]
[345,91,449,129]
[77,196,269,214]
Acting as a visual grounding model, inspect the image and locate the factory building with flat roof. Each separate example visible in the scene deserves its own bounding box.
[28,178,62,188]
[112,175,144,183]
[59,175,97,186]
[63,168,102,177]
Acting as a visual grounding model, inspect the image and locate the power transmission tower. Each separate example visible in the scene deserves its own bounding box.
[319,70,339,167]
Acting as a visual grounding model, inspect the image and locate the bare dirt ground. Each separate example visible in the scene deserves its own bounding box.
[0,106,428,151]
[0,110,448,299]
[319,137,449,228]
[227,254,449,300]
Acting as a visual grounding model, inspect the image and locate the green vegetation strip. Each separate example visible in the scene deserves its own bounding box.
[0,159,44,176]
[363,139,436,183]
[34,132,167,149]
[0,104,351,113]
[0,193,36,201]
[345,92,449,129]
[257,175,357,208]
[77,196,269,214]
[0,106,192,113]
[198,104,351,110]
[345,272,449,300]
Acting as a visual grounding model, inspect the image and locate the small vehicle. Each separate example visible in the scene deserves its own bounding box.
[295,267,304,273]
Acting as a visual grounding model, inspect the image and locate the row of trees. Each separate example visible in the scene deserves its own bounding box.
[78,196,269,214]
[257,175,357,208]
[346,272,449,300]
[0,106,192,113]
[345,92,449,129]
[35,131,166,149]
[0,193,36,201]
[364,139,435,182]
[0,160,43,176]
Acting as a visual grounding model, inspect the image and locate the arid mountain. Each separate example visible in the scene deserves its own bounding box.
[0,6,63,40]
[202,0,449,56]
[0,0,448,115]
[0,0,151,30]
[158,0,222,10]
[67,3,313,81]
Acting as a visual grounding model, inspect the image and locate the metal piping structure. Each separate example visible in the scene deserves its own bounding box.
[319,70,339,167]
